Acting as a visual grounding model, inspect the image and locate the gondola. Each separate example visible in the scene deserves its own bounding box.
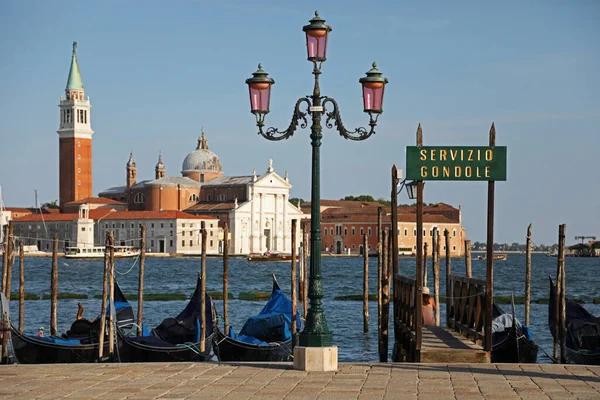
[117,274,216,362]
[548,277,600,364]
[491,303,539,363]
[1,281,134,364]
[214,274,299,362]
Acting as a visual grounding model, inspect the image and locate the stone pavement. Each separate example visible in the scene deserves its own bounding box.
[0,362,599,400]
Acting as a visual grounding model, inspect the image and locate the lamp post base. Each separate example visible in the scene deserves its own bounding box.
[293,346,338,371]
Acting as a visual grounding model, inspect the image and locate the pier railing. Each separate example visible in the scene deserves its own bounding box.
[392,274,419,361]
[447,275,487,344]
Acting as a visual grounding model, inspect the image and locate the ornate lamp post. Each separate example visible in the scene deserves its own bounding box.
[246,11,388,358]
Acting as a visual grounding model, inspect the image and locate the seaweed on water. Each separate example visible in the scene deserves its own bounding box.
[238,291,271,301]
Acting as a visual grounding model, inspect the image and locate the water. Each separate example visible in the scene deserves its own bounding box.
[4,254,599,362]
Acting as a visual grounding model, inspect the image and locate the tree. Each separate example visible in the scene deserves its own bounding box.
[341,195,375,202]
[41,200,59,209]
[290,198,305,206]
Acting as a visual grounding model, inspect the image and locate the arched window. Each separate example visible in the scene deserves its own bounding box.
[189,193,199,202]
[134,192,145,204]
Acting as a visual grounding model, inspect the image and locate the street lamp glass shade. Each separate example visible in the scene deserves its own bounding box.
[405,180,418,200]
[303,11,332,62]
[359,62,389,114]
[245,64,275,114]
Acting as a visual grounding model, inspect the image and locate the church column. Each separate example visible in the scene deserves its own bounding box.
[283,194,288,252]
[259,193,264,252]
[250,188,255,252]
[274,194,279,251]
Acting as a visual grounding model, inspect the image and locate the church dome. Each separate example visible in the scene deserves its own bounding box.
[181,130,223,174]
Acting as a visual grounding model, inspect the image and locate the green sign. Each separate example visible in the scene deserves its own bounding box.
[406,146,507,181]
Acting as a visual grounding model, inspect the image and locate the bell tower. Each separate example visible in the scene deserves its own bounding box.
[126,152,137,188]
[57,42,94,210]
[155,154,166,179]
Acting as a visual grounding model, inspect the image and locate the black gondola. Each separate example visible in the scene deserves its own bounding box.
[214,274,299,362]
[491,303,539,363]
[117,274,216,362]
[548,277,600,364]
[1,281,134,364]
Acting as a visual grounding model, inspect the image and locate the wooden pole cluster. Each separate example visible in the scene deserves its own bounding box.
[223,223,229,334]
[108,232,116,357]
[433,228,440,326]
[137,226,146,336]
[50,236,59,337]
[200,222,207,353]
[444,229,451,328]
[391,165,399,277]
[377,207,383,360]
[524,224,532,327]
[363,234,369,333]
[291,220,297,349]
[2,223,15,300]
[379,229,390,362]
[484,123,496,353]
[98,232,110,360]
[554,224,567,364]
[19,241,25,333]
[464,239,472,278]
[1,224,11,364]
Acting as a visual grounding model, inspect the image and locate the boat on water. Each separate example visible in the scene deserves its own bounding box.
[247,251,297,262]
[491,303,538,363]
[477,253,508,261]
[117,274,217,362]
[64,245,140,259]
[548,277,600,365]
[2,281,134,364]
[214,274,300,362]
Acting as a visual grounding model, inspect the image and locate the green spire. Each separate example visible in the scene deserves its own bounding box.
[66,41,84,91]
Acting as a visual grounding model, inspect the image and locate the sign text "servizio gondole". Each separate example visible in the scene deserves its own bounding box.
[405,146,507,181]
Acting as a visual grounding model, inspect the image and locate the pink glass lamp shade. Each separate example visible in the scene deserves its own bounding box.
[359,62,388,114]
[303,11,332,62]
[245,64,275,115]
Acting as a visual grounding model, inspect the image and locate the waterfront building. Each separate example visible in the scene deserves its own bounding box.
[301,200,465,257]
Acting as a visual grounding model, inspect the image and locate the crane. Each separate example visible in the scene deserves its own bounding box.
[575,236,596,244]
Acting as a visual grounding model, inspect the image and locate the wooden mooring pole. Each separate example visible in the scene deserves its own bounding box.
[433,228,440,326]
[558,224,567,364]
[524,224,532,327]
[4,225,14,306]
[223,223,229,334]
[19,241,25,333]
[445,229,451,328]
[291,220,297,348]
[377,207,383,360]
[379,229,389,362]
[1,225,8,294]
[98,233,110,360]
[200,222,207,353]
[50,236,59,337]
[484,123,496,353]
[137,226,146,336]
[363,234,369,333]
[108,232,115,357]
[465,239,472,278]
[423,242,428,288]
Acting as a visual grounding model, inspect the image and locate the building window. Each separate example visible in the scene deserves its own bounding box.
[207,194,211,201]
[170,223,173,228]
[189,193,198,202]
[210,240,213,247]
[352,244,355,249]
[368,228,372,236]
[169,240,173,247]
[182,240,185,247]
[131,223,134,228]
[344,228,348,236]
[413,229,416,236]
[453,246,456,251]
[453,229,456,237]
[81,227,85,231]
[160,223,164,228]
[200,174,205,182]
[190,240,193,246]
[112,224,115,228]
[170,230,173,236]
[121,223,125,229]
[134,193,145,204]
[430,229,433,237]
[182,223,186,228]
[151,240,154,247]
[360,228,364,236]
[352,227,355,236]
[151,223,155,228]
[423,229,426,237]
[210,230,213,236]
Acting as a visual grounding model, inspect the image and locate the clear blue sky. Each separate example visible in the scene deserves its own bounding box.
[1,1,598,245]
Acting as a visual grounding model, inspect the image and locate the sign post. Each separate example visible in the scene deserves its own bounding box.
[405,123,505,353]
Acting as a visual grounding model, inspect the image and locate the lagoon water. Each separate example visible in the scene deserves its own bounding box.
[5,253,599,363]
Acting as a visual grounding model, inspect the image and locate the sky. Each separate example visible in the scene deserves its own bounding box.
[0,1,598,245]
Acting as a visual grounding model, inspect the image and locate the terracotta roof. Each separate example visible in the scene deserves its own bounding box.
[64,197,126,205]
[13,210,215,222]
[185,202,237,212]
[302,200,383,209]
[320,213,456,224]
[4,207,34,213]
